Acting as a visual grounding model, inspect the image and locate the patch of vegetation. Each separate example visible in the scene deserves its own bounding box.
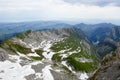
[0,40,15,53]
[35,49,43,54]
[31,56,43,60]
[16,30,32,39]
[35,49,44,59]
[16,34,25,39]
[13,44,32,54]
[0,40,32,54]
[66,54,97,73]
[52,53,62,62]
[25,30,32,35]
[50,33,81,52]
[53,63,59,67]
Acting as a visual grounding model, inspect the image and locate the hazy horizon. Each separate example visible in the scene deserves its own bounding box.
[0,0,120,24]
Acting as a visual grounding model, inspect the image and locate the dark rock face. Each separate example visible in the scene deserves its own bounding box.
[90,60,120,80]
[89,44,120,80]
[96,38,118,59]
[0,48,8,61]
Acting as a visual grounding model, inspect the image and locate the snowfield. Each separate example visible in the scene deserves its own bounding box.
[0,60,35,80]
[42,65,54,80]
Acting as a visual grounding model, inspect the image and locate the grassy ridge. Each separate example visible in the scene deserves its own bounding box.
[0,40,32,54]
[16,30,32,39]
[50,31,98,72]
[66,53,97,72]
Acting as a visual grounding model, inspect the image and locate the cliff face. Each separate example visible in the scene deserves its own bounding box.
[89,43,120,80]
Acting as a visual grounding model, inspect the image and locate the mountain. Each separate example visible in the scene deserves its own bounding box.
[89,42,120,80]
[0,28,98,80]
[74,23,117,42]
[75,23,120,59]
[89,25,120,59]
[0,21,71,43]
[1,22,120,59]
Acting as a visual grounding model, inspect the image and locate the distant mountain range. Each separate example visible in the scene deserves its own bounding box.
[0,21,72,42]
[0,22,119,42]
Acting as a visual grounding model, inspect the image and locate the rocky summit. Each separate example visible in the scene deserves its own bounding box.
[0,28,98,80]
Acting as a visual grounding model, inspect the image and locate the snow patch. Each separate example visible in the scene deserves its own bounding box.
[42,41,55,60]
[61,54,68,58]
[75,57,93,63]
[79,72,88,80]
[30,61,43,65]
[57,48,71,53]
[35,73,43,79]
[17,52,30,60]
[42,65,54,80]
[0,60,35,80]
[27,53,39,57]
[61,61,75,73]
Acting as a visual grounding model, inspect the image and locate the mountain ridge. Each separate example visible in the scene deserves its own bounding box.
[0,28,98,80]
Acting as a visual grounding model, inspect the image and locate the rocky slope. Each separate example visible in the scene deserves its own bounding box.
[0,28,98,80]
[89,42,120,80]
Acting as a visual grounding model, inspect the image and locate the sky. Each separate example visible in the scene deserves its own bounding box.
[0,0,120,24]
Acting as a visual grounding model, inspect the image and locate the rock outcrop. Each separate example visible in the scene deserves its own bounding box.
[0,48,8,61]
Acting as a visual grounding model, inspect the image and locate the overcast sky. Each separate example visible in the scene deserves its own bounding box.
[0,0,120,24]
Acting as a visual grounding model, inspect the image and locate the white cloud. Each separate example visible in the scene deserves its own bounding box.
[63,0,120,6]
[0,0,120,22]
